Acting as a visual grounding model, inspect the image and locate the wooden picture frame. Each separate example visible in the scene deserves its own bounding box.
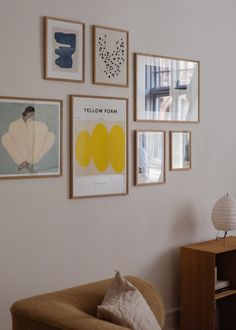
[135,53,200,122]
[0,96,62,179]
[44,16,85,82]
[93,25,129,87]
[170,131,191,170]
[70,95,128,198]
[135,130,165,186]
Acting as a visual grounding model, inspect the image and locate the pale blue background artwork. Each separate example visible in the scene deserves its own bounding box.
[0,101,60,176]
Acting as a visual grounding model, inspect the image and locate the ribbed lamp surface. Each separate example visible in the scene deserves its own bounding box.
[212,195,236,231]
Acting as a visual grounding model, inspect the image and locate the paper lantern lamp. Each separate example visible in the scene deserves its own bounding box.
[212,193,236,239]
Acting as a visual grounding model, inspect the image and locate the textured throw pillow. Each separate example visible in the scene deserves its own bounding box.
[97,271,161,330]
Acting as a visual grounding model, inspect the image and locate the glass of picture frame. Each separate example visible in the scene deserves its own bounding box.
[135,53,199,122]
[170,131,191,170]
[0,96,62,179]
[70,95,128,198]
[135,130,165,185]
[93,25,129,87]
[44,17,85,82]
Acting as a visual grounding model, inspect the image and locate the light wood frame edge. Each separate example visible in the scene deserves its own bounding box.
[0,96,63,179]
[92,25,129,87]
[135,130,166,186]
[44,16,85,83]
[70,94,129,199]
[169,130,192,171]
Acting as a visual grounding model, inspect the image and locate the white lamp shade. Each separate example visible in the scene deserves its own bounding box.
[212,194,236,231]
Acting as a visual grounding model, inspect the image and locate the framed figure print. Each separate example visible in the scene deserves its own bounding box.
[93,25,129,87]
[135,53,199,122]
[135,130,165,186]
[0,97,62,179]
[44,17,85,82]
[70,95,128,198]
[170,131,191,170]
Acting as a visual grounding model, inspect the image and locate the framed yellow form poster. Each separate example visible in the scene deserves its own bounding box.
[70,95,128,198]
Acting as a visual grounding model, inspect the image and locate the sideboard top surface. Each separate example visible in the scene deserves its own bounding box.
[182,236,236,254]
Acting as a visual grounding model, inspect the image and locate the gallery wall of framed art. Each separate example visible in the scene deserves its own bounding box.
[0,13,199,194]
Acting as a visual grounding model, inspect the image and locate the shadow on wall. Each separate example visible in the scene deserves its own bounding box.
[141,248,180,329]
[143,202,198,286]
[169,202,198,243]
[142,248,180,303]
[141,203,198,329]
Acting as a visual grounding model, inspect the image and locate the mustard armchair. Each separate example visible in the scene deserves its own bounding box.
[11,276,165,330]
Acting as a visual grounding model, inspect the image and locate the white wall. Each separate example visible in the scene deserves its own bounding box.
[1,0,236,329]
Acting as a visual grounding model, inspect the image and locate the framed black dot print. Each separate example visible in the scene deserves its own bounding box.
[93,25,129,87]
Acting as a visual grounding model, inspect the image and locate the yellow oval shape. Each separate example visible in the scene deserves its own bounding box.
[91,124,109,172]
[75,131,91,167]
[109,125,125,173]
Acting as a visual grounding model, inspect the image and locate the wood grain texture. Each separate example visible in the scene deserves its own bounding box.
[215,289,236,300]
[181,237,236,330]
[184,236,236,254]
[180,248,215,330]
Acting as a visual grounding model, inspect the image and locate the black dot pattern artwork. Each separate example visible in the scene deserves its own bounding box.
[98,34,125,79]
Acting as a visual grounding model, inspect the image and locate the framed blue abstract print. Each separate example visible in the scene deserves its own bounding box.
[45,17,85,82]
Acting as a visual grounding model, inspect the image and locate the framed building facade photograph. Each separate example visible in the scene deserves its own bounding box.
[93,25,129,87]
[170,131,191,170]
[135,53,199,122]
[0,96,62,179]
[70,95,128,198]
[44,16,85,82]
[135,130,165,186]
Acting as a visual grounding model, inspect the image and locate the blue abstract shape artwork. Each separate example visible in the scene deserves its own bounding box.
[54,32,76,69]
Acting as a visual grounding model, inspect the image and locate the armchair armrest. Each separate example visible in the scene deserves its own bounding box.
[11,299,129,330]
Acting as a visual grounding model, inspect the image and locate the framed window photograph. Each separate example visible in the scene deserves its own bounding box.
[70,95,128,198]
[0,96,62,179]
[135,130,165,186]
[44,16,85,82]
[135,53,199,122]
[170,131,191,170]
[93,25,129,87]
